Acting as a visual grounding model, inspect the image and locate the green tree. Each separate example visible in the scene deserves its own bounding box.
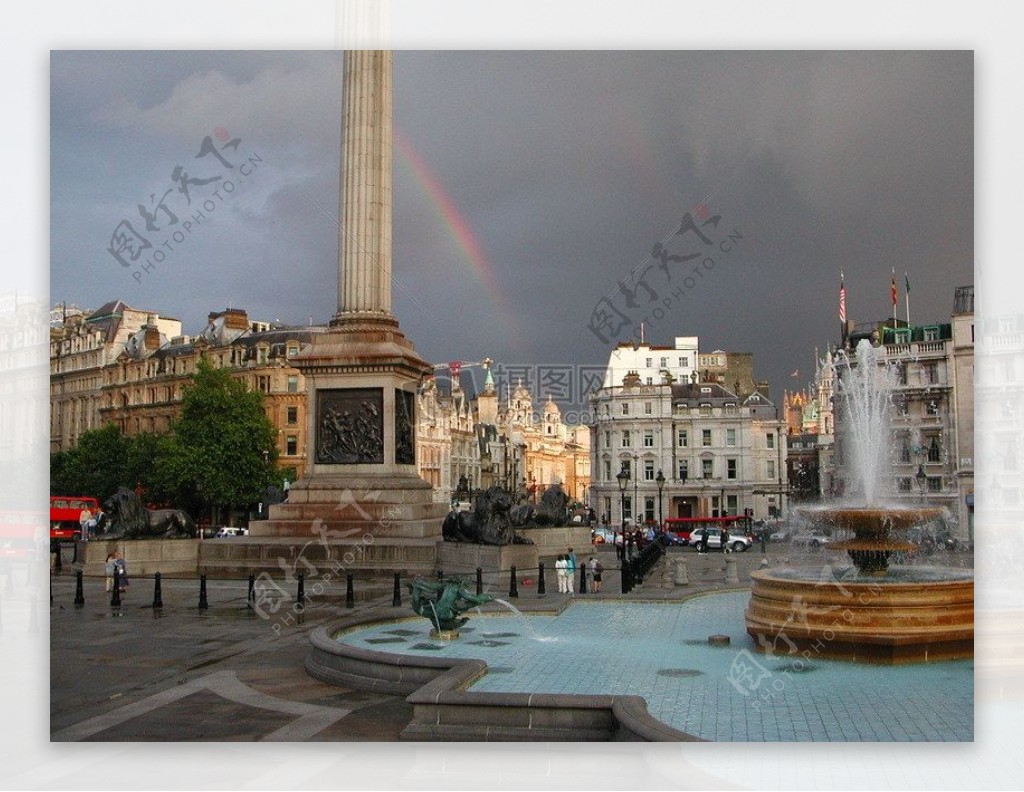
[49,423,132,502]
[169,358,277,525]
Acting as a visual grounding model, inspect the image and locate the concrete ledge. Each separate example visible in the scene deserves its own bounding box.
[75,539,199,577]
[436,542,539,575]
[306,608,699,742]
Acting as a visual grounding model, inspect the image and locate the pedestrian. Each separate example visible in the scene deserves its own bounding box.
[589,556,603,593]
[566,547,577,594]
[104,553,116,592]
[113,550,129,593]
[79,508,92,542]
[555,554,567,594]
[699,529,709,554]
[722,527,730,554]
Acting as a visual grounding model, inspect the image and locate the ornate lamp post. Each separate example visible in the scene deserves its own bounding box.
[617,466,630,559]
[655,469,665,532]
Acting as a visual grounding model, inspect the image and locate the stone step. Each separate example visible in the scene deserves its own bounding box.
[248,519,443,540]
[267,500,448,523]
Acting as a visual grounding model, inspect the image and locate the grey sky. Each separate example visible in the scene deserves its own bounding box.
[50,50,973,405]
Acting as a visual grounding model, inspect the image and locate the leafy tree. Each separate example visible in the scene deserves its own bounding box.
[49,423,131,502]
[169,358,277,525]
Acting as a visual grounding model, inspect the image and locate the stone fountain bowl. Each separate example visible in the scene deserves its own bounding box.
[799,506,945,537]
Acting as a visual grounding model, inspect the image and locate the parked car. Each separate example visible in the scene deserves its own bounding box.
[790,531,831,548]
[214,526,249,538]
[688,528,752,552]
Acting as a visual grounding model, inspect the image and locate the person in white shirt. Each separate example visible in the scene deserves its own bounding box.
[555,554,568,593]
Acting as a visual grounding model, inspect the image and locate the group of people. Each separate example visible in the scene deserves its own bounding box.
[104,551,129,593]
[554,547,604,594]
[78,507,106,540]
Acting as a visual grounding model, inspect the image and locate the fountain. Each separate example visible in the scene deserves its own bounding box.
[408,577,494,639]
[745,340,973,664]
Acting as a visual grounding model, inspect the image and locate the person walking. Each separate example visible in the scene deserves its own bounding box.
[566,547,577,594]
[555,554,568,594]
[79,508,92,542]
[113,551,129,594]
[104,553,116,592]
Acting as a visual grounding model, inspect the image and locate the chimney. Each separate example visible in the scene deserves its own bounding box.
[143,316,161,351]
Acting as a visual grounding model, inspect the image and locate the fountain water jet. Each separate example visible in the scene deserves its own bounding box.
[745,340,973,663]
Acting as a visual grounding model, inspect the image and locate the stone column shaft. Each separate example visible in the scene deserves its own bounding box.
[338,50,392,317]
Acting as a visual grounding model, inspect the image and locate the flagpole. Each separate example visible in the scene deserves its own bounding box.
[905,272,911,328]
[891,267,897,327]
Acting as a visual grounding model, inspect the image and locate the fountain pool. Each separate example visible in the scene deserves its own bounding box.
[334,592,972,741]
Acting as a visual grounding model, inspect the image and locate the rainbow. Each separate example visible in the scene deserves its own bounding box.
[393,128,519,334]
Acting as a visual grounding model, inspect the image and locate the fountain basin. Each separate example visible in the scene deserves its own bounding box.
[745,566,974,664]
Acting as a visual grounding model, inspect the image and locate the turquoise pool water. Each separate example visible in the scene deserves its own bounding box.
[338,591,973,741]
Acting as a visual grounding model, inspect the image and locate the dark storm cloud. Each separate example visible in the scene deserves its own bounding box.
[51,50,972,402]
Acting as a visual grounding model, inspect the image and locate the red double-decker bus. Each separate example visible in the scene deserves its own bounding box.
[49,496,101,540]
[663,515,752,544]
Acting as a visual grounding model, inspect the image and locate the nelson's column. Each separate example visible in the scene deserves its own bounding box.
[205,51,445,579]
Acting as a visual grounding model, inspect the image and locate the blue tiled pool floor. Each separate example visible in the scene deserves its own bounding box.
[339,592,973,741]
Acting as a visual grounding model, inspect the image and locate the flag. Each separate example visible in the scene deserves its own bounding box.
[905,273,911,294]
[838,273,846,324]
[790,369,799,378]
[890,272,898,307]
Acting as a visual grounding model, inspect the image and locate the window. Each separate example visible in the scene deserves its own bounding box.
[727,458,737,480]
[287,375,298,393]
[898,433,911,463]
[923,363,938,384]
[726,495,738,515]
[677,430,688,447]
[702,459,713,479]
[678,460,689,480]
[621,459,632,477]
[644,402,653,415]
[926,400,939,416]
[603,460,612,480]
[679,357,689,367]
[699,403,712,416]
[287,345,298,358]
[287,406,298,425]
[645,358,652,367]
[767,460,776,480]
[646,377,653,385]
[896,364,907,385]
[726,428,737,447]
[622,430,631,448]
[644,497,655,522]
[725,404,737,416]
[923,326,939,341]
[644,459,655,481]
[604,497,611,520]
[643,430,654,447]
[927,435,941,463]
[927,476,942,493]
[286,435,298,456]
[621,403,629,416]
[258,346,268,364]
[702,429,712,447]
[605,431,611,448]
[898,477,912,492]
[623,496,632,521]
[766,433,775,449]
[660,357,667,368]
[257,376,270,393]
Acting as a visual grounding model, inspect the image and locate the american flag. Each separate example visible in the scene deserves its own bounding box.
[838,272,846,324]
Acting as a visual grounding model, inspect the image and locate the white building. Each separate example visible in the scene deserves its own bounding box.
[601,336,699,388]
[590,366,787,527]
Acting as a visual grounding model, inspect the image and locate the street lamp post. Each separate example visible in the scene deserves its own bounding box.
[655,469,665,532]
[617,466,630,561]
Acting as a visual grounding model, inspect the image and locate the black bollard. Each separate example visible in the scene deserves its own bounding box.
[345,573,354,608]
[74,569,85,607]
[537,561,546,596]
[392,573,402,607]
[52,542,62,573]
[579,564,587,595]
[296,573,305,612]
[476,567,483,596]
[152,573,163,609]
[110,568,122,607]
[198,574,209,610]
[508,565,519,599]
[247,573,255,610]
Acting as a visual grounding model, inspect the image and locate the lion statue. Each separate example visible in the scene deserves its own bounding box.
[442,485,533,546]
[510,482,570,527]
[103,487,197,540]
